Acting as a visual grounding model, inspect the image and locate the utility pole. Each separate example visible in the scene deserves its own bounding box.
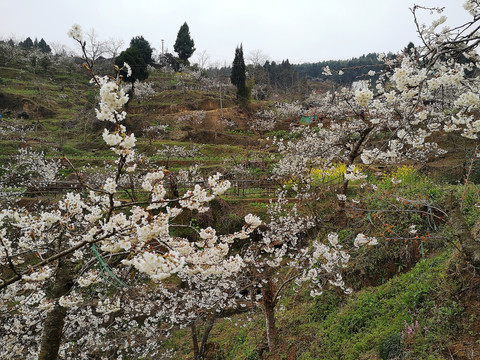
[161,39,164,55]
[219,81,223,117]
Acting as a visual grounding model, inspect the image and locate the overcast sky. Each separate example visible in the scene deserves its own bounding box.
[1,0,472,66]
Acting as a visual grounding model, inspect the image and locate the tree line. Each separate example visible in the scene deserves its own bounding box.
[17,37,52,53]
[294,52,389,85]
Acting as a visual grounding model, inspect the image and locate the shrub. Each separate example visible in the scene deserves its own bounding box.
[378,333,403,360]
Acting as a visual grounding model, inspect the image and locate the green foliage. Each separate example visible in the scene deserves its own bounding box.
[174,22,195,63]
[19,37,34,49]
[263,59,300,91]
[129,36,153,65]
[115,47,148,83]
[294,52,387,85]
[365,165,446,250]
[307,289,342,322]
[18,37,51,53]
[39,56,52,72]
[223,326,262,360]
[295,253,457,359]
[37,38,52,53]
[378,164,422,191]
[169,251,460,360]
[458,183,480,226]
[60,144,87,157]
[378,333,403,360]
[163,52,181,72]
[231,45,249,106]
[247,202,267,214]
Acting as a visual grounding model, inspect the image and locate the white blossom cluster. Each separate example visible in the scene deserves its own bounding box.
[354,88,373,107]
[143,124,169,142]
[274,101,304,119]
[67,23,82,40]
[93,76,129,123]
[0,147,61,201]
[176,110,207,125]
[251,109,278,132]
[122,80,156,102]
[353,233,379,248]
[236,192,373,314]
[272,5,480,193]
[156,144,202,160]
[464,0,480,16]
[344,165,368,181]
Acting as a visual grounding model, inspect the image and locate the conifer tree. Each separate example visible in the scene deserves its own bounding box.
[19,37,34,49]
[38,38,52,53]
[230,44,249,106]
[115,46,148,107]
[129,36,153,65]
[115,47,148,83]
[174,22,196,64]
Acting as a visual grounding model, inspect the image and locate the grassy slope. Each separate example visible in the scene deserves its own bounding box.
[159,250,478,360]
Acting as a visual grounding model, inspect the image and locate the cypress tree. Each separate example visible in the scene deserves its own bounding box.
[20,37,34,49]
[230,44,248,106]
[38,38,52,53]
[174,22,196,64]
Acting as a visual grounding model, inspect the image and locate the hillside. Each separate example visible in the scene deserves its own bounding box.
[0,48,480,360]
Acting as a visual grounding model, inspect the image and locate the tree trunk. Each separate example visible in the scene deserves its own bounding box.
[262,279,278,354]
[38,258,74,360]
[199,314,216,358]
[191,313,217,360]
[191,321,200,360]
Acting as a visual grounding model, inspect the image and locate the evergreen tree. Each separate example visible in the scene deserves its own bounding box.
[129,36,153,65]
[162,52,181,72]
[19,37,34,49]
[230,44,248,106]
[174,22,196,64]
[115,47,148,83]
[115,46,149,109]
[37,38,52,53]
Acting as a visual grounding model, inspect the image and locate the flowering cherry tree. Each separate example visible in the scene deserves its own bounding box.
[0,147,61,202]
[2,2,480,357]
[233,191,375,354]
[272,2,480,226]
[0,25,261,360]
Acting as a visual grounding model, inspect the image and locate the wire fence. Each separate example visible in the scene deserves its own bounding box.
[24,178,282,199]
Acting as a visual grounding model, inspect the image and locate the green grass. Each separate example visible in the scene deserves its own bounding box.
[154,251,463,360]
[300,252,455,359]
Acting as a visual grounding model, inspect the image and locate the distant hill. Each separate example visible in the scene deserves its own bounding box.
[293,52,390,85]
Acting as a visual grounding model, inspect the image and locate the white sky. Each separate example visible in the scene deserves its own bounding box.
[0,0,472,66]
